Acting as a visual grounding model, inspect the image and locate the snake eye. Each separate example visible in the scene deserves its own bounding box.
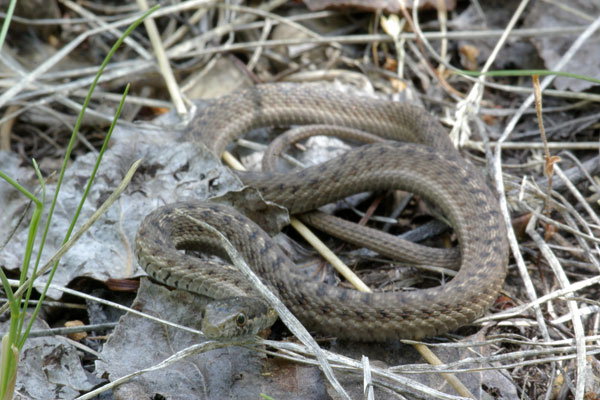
[235,313,247,327]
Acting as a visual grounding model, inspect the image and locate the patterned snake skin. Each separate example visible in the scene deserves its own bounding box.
[135,84,509,341]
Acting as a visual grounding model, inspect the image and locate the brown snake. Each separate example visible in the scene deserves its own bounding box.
[135,83,509,341]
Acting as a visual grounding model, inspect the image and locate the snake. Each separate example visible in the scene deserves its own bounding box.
[135,83,509,341]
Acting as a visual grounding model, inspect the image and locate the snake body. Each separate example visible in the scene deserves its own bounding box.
[135,83,508,341]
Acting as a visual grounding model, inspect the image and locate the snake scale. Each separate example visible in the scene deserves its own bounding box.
[135,83,509,341]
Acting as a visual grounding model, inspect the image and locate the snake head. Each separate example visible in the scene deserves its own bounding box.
[202,297,277,339]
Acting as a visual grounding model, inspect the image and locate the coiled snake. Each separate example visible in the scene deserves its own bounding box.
[135,83,508,341]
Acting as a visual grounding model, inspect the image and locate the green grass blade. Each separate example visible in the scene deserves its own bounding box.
[0,171,42,206]
[0,335,18,400]
[19,83,131,348]
[0,5,158,399]
[455,68,600,86]
[0,269,19,378]
[15,160,46,342]
[28,6,159,303]
[0,0,16,52]
[0,0,20,388]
